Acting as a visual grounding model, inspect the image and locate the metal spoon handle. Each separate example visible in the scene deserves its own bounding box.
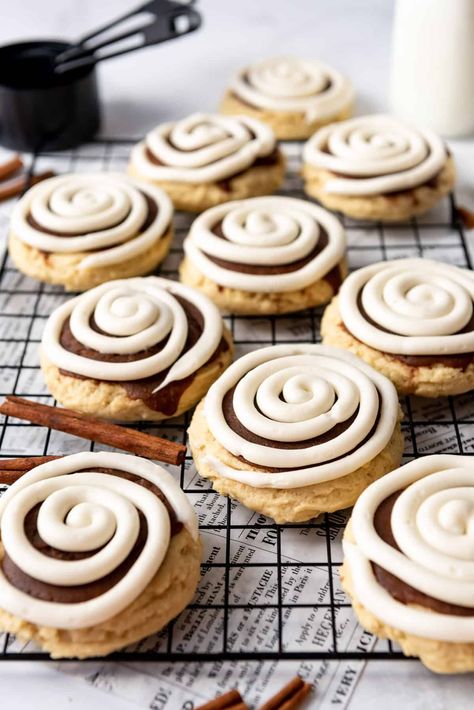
[54,0,201,74]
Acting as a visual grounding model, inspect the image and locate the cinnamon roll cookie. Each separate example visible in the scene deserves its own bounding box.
[189,345,403,523]
[321,259,474,397]
[128,112,285,212]
[220,56,354,140]
[8,173,174,291]
[341,455,474,673]
[302,114,455,221]
[40,277,233,421]
[180,196,347,315]
[0,451,201,659]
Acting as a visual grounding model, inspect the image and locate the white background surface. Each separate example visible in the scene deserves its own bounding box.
[1,1,474,708]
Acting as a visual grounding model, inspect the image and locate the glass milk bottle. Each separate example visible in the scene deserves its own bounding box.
[390,0,474,136]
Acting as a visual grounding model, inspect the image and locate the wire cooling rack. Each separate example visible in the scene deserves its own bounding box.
[0,139,473,664]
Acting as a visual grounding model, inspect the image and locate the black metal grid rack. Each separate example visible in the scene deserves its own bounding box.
[0,139,473,664]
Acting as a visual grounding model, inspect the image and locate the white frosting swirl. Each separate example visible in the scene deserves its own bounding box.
[130,112,276,183]
[41,276,223,388]
[183,196,346,292]
[203,344,398,489]
[11,173,173,269]
[0,452,198,629]
[344,455,474,642]
[338,258,474,355]
[303,114,448,195]
[230,56,354,122]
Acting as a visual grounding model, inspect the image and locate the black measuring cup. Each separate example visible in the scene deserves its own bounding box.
[0,0,201,152]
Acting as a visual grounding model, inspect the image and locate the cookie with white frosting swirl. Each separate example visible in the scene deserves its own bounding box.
[40,276,233,421]
[0,451,201,658]
[8,173,174,291]
[189,344,403,523]
[303,115,455,221]
[180,196,347,315]
[128,113,285,212]
[342,454,474,673]
[220,56,354,139]
[321,258,474,397]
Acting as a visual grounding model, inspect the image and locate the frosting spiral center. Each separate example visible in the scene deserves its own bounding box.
[184,196,346,293]
[234,360,360,443]
[303,114,447,195]
[404,479,474,566]
[363,270,472,336]
[437,498,474,537]
[252,59,326,97]
[94,289,167,338]
[11,172,173,270]
[230,57,354,121]
[339,259,474,355]
[131,112,276,183]
[345,455,474,642]
[40,494,119,552]
[0,452,198,629]
[256,368,337,424]
[42,277,223,388]
[203,344,398,488]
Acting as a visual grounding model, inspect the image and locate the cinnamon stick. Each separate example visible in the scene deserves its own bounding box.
[257,677,312,710]
[458,205,474,230]
[195,689,247,710]
[0,455,61,483]
[0,154,23,181]
[0,470,31,485]
[0,170,55,202]
[0,397,186,466]
[0,455,60,470]
[278,683,312,710]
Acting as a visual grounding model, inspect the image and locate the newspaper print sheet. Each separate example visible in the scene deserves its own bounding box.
[0,141,473,708]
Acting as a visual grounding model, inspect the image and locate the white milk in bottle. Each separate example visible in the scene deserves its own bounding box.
[390,0,474,136]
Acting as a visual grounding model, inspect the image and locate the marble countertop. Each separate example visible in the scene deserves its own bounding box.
[0,1,473,708]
